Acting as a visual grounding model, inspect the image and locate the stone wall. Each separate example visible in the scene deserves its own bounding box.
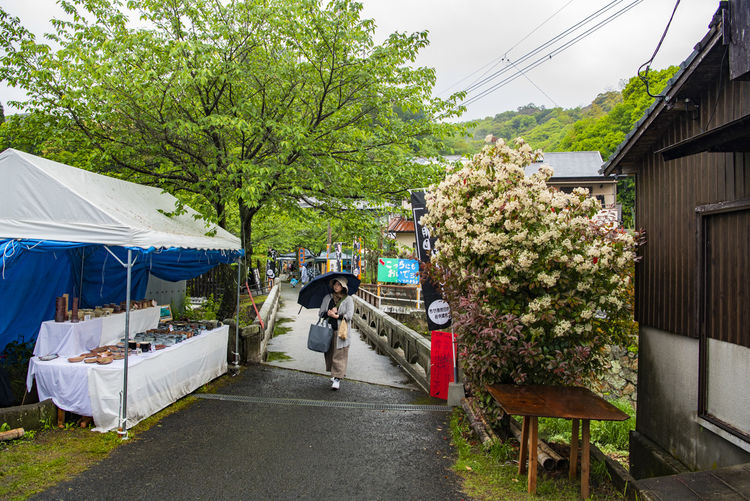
[592,344,638,410]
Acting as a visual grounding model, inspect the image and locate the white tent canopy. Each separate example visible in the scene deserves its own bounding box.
[0,148,240,250]
[1,148,243,436]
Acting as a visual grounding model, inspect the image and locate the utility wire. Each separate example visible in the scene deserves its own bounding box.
[437,0,578,97]
[508,59,560,108]
[502,0,579,59]
[435,58,505,98]
[462,0,643,107]
[462,0,626,96]
[463,1,642,106]
[638,0,680,98]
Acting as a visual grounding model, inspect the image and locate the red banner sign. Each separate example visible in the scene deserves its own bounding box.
[429,330,455,400]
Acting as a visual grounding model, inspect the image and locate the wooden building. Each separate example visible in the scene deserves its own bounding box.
[602,1,750,477]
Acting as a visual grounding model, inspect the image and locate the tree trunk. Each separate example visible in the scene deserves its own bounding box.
[214,202,259,322]
[213,198,236,321]
[239,203,258,261]
[215,262,235,321]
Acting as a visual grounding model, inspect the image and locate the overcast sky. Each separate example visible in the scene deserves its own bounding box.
[1,0,720,121]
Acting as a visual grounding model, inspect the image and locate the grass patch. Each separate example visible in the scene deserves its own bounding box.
[266,351,293,362]
[272,317,293,338]
[410,395,449,406]
[0,370,237,501]
[239,295,267,324]
[450,409,625,500]
[0,426,121,500]
[536,398,635,456]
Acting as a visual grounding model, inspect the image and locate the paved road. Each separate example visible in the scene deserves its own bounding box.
[265,282,418,390]
[33,283,466,501]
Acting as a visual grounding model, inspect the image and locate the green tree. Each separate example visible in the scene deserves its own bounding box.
[556,67,678,227]
[0,0,462,316]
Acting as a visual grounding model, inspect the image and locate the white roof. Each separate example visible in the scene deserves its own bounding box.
[0,149,240,250]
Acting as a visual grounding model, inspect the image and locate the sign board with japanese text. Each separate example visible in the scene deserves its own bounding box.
[397,259,419,284]
[377,258,399,283]
[377,258,420,284]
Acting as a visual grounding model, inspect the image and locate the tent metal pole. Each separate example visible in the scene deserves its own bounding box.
[79,250,85,300]
[119,249,132,439]
[231,258,241,374]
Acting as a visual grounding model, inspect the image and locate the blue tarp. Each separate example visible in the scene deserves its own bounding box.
[0,239,242,353]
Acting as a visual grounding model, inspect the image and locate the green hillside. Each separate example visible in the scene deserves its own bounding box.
[442,66,679,228]
[444,66,678,160]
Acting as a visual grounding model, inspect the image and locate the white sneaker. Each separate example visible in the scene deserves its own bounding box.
[331,378,340,390]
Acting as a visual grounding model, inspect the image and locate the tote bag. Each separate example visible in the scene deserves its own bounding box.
[307,318,334,352]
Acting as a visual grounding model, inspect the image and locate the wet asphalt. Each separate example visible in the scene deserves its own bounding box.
[32,284,467,501]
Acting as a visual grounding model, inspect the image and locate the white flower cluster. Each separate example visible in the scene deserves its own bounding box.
[423,138,638,348]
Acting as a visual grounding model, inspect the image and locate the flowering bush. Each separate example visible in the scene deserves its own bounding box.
[422,138,639,420]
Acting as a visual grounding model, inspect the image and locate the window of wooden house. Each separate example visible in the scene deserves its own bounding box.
[697,200,750,447]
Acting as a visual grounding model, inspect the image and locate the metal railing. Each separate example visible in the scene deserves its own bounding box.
[351,296,431,393]
[356,284,423,313]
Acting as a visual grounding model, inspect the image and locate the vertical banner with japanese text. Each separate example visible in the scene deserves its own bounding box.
[410,190,452,331]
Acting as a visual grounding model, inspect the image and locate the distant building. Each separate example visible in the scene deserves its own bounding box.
[397,151,618,251]
[386,215,416,254]
[527,151,617,209]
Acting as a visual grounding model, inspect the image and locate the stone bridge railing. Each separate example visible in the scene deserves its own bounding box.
[224,282,281,364]
[351,295,431,394]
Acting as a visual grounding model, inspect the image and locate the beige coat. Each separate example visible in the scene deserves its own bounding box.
[318,293,353,349]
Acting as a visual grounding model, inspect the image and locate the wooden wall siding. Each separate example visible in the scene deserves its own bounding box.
[634,72,750,341]
[705,209,750,348]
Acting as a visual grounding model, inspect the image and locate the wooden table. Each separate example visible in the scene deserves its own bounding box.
[487,384,629,499]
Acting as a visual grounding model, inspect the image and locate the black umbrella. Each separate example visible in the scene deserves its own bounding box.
[297,271,360,309]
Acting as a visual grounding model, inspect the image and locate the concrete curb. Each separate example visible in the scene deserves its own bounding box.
[0,398,56,431]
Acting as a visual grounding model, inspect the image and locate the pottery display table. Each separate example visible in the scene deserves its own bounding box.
[486,384,629,499]
[27,324,229,432]
[32,307,160,358]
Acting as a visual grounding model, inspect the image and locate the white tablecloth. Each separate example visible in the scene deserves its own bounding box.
[26,324,229,432]
[33,307,160,357]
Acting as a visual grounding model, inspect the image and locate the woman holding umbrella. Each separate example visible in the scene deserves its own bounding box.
[318,276,353,390]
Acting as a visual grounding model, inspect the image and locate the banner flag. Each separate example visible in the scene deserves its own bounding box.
[410,190,452,331]
[429,330,455,400]
[353,238,362,278]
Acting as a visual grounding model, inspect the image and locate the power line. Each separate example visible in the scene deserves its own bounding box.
[462,0,627,96]
[437,0,578,97]
[508,59,560,108]
[502,0,579,59]
[461,0,643,107]
[638,0,680,98]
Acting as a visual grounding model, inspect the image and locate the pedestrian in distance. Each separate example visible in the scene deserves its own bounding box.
[318,277,353,390]
[300,263,308,284]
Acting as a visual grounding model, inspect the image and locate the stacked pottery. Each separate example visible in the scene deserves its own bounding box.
[70,297,79,323]
[54,297,66,323]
